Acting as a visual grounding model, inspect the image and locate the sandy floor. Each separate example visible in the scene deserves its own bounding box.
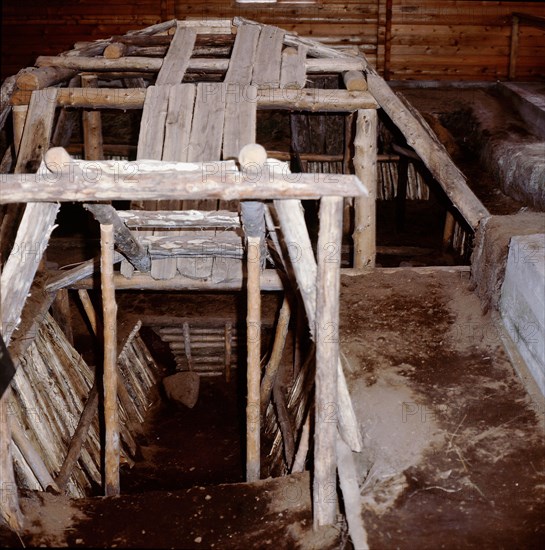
[2,267,544,548]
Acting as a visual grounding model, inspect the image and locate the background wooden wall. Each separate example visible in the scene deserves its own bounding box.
[2,1,544,82]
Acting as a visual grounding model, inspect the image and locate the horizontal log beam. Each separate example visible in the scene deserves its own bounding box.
[117,209,241,229]
[34,55,363,74]
[11,87,377,112]
[0,167,367,203]
[68,270,284,291]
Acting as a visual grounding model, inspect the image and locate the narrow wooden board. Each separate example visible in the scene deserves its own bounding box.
[224,24,260,84]
[156,26,197,86]
[280,45,308,90]
[252,25,285,89]
[162,84,196,163]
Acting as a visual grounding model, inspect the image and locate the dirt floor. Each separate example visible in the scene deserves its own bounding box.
[2,268,544,548]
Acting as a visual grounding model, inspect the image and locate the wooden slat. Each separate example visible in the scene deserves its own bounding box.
[155,25,196,85]
[252,25,285,89]
[224,24,260,84]
[117,209,240,229]
[280,45,308,89]
[162,84,196,162]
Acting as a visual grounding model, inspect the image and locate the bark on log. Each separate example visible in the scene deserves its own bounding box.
[100,224,119,496]
[84,204,151,272]
[16,67,76,91]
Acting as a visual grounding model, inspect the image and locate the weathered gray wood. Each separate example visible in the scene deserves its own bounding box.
[313,196,343,527]
[1,170,367,203]
[353,109,378,268]
[45,253,123,292]
[12,105,28,157]
[188,82,227,163]
[11,87,378,112]
[100,224,120,496]
[117,209,240,229]
[137,85,170,160]
[343,71,368,92]
[71,269,283,291]
[280,46,308,90]
[84,204,151,272]
[224,24,260,84]
[162,84,196,162]
[252,25,285,89]
[223,87,257,162]
[143,231,243,259]
[156,26,196,85]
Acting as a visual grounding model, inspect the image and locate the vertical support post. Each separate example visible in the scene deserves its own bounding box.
[509,15,520,81]
[395,155,409,232]
[100,223,119,496]
[224,321,232,383]
[12,105,28,157]
[183,322,193,371]
[246,235,261,482]
[353,109,378,268]
[81,75,104,160]
[442,211,456,251]
[314,196,343,528]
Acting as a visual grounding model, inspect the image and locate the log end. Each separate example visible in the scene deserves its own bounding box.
[44,147,74,172]
[238,144,267,169]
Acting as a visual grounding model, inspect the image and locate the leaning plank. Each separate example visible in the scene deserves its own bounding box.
[280,46,308,89]
[11,87,377,111]
[156,25,197,85]
[225,24,260,84]
[162,84,196,162]
[137,86,170,160]
[252,25,285,89]
[83,204,151,272]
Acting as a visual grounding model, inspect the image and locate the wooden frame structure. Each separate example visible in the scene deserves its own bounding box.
[0,15,491,546]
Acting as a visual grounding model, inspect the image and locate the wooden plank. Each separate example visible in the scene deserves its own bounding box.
[137,85,169,160]
[314,196,343,527]
[252,25,285,89]
[0,170,368,202]
[162,84,196,162]
[225,23,260,84]
[156,25,196,85]
[187,82,227,163]
[280,46,308,90]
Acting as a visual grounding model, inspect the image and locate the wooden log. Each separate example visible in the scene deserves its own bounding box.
[343,71,368,92]
[225,322,232,383]
[117,210,240,229]
[10,86,377,112]
[83,203,151,272]
[336,434,369,549]
[103,42,127,59]
[353,109,377,268]
[395,155,409,232]
[55,380,99,491]
[442,211,456,251]
[81,75,104,161]
[274,200,362,453]
[260,297,291,416]
[246,236,261,483]
[16,67,76,91]
[182,322,193,371]
[273,381,295,468]
[100,224,119,496]
[0,169,367,204]
[68,269,283,291]
[509,15,520,80]
[313,196,343,527]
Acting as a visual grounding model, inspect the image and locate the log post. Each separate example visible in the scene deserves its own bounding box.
[245,235,261,482]
[395,155,409,232]
[314,196,343,528]
[81,75,104,160]
[509,15,520,81]
[100,224,120,496]
[442,211,456,251]
[353,109,377,268]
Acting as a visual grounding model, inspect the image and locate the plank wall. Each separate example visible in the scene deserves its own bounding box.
[1,1,544,81]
